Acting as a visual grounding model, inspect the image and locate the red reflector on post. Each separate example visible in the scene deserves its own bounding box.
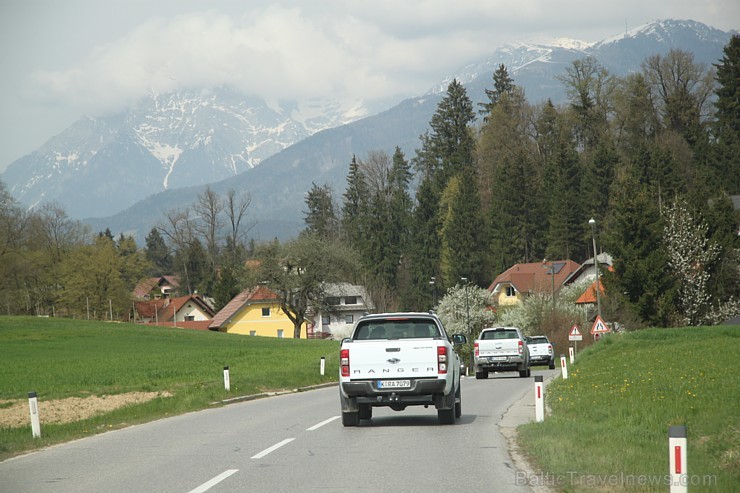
[674,446,682,474]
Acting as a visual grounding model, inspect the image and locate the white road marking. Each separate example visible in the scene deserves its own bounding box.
[187,469,239,493]
[306,416,340,431]
[250,438,295,459]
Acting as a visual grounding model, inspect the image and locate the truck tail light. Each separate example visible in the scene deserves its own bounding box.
[340,349,350,377]
[474,342,479,357]
[518,340,523,355]
[437,346,448,374]
[547,344,553,355]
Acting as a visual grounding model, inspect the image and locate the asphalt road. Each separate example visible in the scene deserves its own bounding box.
[0,370,558,493]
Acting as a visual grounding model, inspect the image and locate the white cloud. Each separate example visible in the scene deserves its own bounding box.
[1,0,737,169]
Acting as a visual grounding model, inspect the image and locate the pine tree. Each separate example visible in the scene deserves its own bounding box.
[145,227,172,274]
[409,80,477,303]
[303,182,338,240]
[341,155,370,248]
[479,64,515,119]
[712,35,740,194]
[603,165,676,326]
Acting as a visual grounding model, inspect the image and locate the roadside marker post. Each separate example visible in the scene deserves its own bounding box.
[223,366,230,392]
[534,376,544,422]
[568,346,574,364]
[669,425,688,492]
[560,355,568,379]
[320,356,326,376]
[28,392,41,438]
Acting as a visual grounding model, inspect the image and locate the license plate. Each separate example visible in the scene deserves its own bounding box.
[490,356,507,362]
[378,380,411,389]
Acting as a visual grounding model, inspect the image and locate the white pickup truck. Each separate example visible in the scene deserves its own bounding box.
[526,335,556,369]
[339,312,466,426]
[474,326,531,379]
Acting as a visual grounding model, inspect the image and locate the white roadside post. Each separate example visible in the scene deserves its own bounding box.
[534,376,544,422]
[560,354,568,379]
[568,346,574,364]
[669,425,688,492]
[28,392,41,438]
[320,356,326,376]
[223,366,230,392]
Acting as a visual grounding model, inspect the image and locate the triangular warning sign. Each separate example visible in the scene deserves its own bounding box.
[590,315,610,334]
[569,325,581,336]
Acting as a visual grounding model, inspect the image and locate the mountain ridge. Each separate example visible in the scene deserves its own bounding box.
[2,19,734,243]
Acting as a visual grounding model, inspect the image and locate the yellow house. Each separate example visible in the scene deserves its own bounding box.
[208,285,306,338]
[487,260,581,307]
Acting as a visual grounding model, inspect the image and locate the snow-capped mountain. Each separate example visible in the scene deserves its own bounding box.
[3,19,735,242]
[2,87,368,218]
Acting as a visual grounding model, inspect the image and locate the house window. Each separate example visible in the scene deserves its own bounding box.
[249,330,256,336]
[345,315,354,324]
[185,315,194,321]
[326,297,340,306]
[322,315,331,325]
[277,329,284,338]
[344,296,357,305]
[262,307,271,317]
[506,286,516,297]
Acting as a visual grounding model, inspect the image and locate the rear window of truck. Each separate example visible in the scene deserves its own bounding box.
[480,329,518,340]
[353,319,441,340]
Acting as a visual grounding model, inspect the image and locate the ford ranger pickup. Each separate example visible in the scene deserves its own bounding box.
[474,326,530,378]
[339,312,466,426]
[526,335,556,369]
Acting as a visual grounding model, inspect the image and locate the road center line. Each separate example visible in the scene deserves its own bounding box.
[187,469,239,493]
[307,416,340,431]
[251,438,295,459]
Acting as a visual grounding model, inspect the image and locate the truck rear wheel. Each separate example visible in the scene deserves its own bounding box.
[475,371,488,379]
[342,411,360,427]
[549,360,555,370]
[454,385,462,418]
[519,368,531,378]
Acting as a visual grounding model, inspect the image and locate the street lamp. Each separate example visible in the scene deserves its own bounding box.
[589,218,602,318]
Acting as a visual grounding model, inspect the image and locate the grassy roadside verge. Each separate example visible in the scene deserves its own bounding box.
[517,325,739,492]
[0,316,339,461]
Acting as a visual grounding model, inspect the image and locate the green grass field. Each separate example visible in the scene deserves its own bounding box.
[517,325,740,492]
[0,316,339,460]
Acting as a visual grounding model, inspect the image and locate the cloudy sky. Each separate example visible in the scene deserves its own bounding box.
[1,1,737,171]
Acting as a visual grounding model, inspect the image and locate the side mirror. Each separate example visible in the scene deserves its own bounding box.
[451,334,467,346]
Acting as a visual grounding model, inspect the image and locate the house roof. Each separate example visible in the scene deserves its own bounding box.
[133,275,180,298]
[208,285,280,330]
[135,294,214,322]
[575,279,605,304]
[563,253,613,285]
[488,260,580,295]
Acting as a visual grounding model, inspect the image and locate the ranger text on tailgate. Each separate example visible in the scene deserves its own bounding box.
[339,312,466,426]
